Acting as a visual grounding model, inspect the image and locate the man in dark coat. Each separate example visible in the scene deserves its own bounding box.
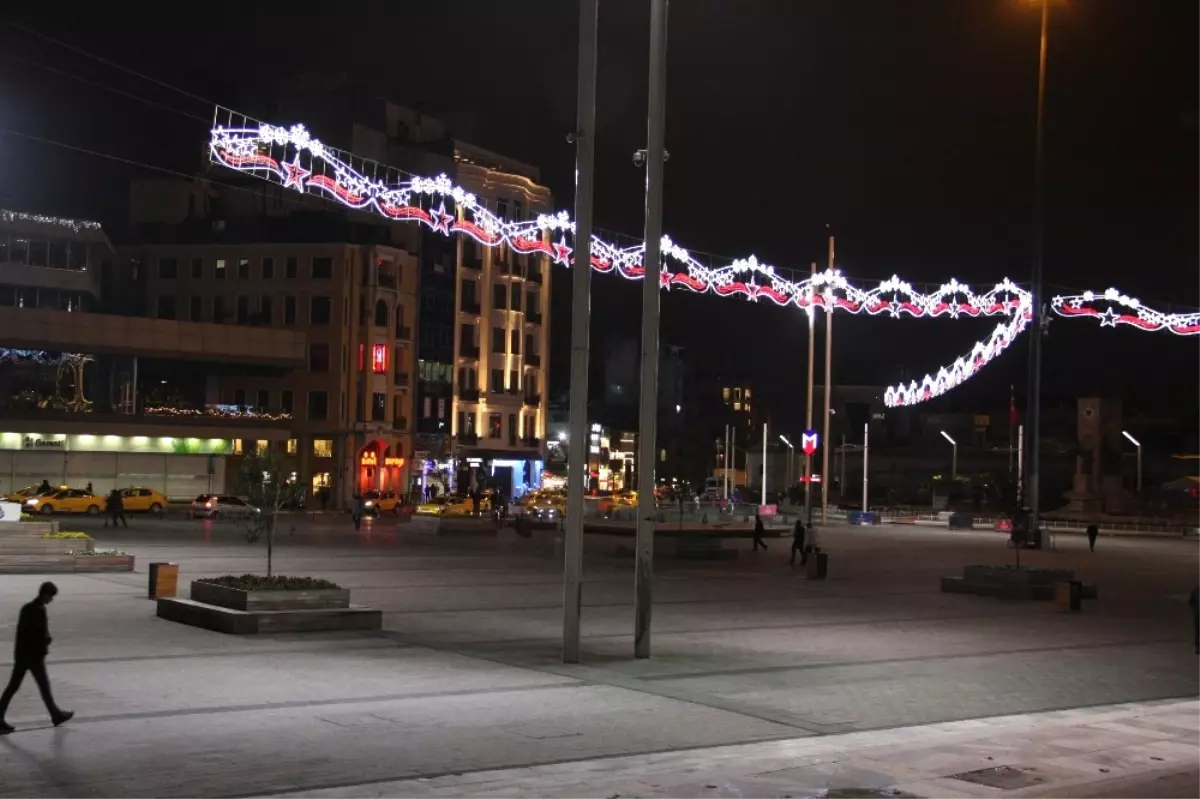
[1086,522,1099,552]
[0,582,73,733]
[790,519,807,567]
[752,513,768,551]
[105,489,128,529]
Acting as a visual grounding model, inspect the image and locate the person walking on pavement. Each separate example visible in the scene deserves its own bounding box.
[1086,522,1099,552]
[789,518,807,566]
[752,513,768,551]
[1189,586,1198,655]
[350,494,365,531]
[0,582,73,734]
[104,489,127,529]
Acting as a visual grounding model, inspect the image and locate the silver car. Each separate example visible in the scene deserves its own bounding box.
[191,494,261,519]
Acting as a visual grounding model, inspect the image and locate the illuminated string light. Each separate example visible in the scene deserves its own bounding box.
[0,349,92,367]
[1051,289,1200,336]
[1,209,102,233]
[208,113,1192,410]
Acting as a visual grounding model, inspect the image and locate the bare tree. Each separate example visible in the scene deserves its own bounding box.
[237,452,301,578]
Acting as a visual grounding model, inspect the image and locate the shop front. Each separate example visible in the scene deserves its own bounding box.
[356,438,406,496]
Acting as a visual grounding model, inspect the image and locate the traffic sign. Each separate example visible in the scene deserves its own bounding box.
[801,430,820,455]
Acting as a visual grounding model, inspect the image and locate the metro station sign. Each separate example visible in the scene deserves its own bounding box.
[801,430,820,456]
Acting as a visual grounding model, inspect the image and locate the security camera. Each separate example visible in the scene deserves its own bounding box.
[633,149,647,167]
[566,131,581,144]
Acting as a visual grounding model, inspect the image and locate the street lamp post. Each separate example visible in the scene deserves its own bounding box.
[941,431,957,482]
[1122,430,1142,494]
[779,435,794,492]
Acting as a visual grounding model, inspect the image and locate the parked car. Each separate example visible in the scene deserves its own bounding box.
[191,494,261,519]
[414,494,491,517]
[25,488,102,516]
[120,487,168,515]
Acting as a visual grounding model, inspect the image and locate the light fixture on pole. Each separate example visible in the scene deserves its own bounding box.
[779,435,794,489]
[940,431,957,482]
[1122,430,1142,493]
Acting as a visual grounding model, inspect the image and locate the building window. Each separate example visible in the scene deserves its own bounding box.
[190,258,203,279]
[510,329,520,355]
[374,299,388,327]
[308,391,329,420]
[158,258,178,279]
[281,390,294,415]
[287,438,297,455]
[508,413,517,446]
[509,369,518,391]
[492,327,505,353]
[233,389,246,406]
[214,296,227,323]
[215,259,227,280]
[372,392,386,422]
[313,438,333,458]
[490,368,503,392]
[527,292,537,313]
[310,296,332,325]
[285,257,298,278]
[312,257,333,279]
[309,343,330,373]
[284,296,296,325]
[238,258,250,279]
[514,200,523,220]
[259,296,273,325]
[189,296,203,322]
[232,439,244,455]
[371,344,387,374]
[496,198,508,219]
[156,296,176,320]
[493,283,506,310]
[237,296,249,324]
[257,390,269,410]
[488,412,502,439]
[262,257,274,279]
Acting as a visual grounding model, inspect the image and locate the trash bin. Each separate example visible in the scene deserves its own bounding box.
[149,562,179,599]
[1055,580,1082,612]
[806,548,828,580]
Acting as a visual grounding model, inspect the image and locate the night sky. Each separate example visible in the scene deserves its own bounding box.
[1,1,1196,423]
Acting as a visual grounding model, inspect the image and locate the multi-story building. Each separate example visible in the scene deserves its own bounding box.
[119,199,419,505]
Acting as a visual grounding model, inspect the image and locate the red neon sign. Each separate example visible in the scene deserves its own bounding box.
[371,344,387,374]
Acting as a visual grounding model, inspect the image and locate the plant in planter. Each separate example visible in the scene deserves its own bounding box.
[41,531,92,540]
[71,548,128,556]
[237,451,302,578]
[197,574,341,591]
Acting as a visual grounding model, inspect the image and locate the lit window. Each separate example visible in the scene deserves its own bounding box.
[313,439,334,458]
[287,439,297,455]
[232,439,244,455]
[255,440,269,455]
[722,387,730,401]
[372,344,387,374]
[744,388,752,400]
[733,401,742,411]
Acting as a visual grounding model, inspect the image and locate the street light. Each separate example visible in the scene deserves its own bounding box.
[940,431,957,482]
[779,435,794,488]
[1122,430,1142,493]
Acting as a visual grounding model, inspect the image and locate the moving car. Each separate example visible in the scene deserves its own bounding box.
[25,488,102,516]
[4,483,59,503]
[120,487,168,515]
[363,490,401,516]
[414,494,491,517]
[191,494,261,519]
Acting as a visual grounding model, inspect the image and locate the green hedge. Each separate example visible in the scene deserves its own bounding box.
[196,574,341,591]
[41,531,92,540]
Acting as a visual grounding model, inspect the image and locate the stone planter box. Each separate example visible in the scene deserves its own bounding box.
[189,581,351,612]
[157,597,380,634]
[0,551,130,574]
[943,565,1097,601]
[74,554,134,573]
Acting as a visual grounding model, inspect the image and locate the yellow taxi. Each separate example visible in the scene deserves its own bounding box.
[4,483,59,503]
[120,487,169,514]
[25,488,104,516]
[415,494,492,517]
[363,490,401,516]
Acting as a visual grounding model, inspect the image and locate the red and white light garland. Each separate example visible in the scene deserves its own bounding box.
[208,112,1195,409]
[1051,289,1200,336]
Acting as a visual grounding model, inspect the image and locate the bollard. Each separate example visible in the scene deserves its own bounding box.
[806,548,828,580]
[1055,580,1082,613]
[149,562,179,599]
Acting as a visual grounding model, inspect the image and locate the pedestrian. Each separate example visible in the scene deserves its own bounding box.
[38,479,52,495]
[1189,586,1198,655]
[1086,522,1099,552]
[104,489,128,529]
[753,513,768,551]
[0,581,74,734]
[319,487,329,512]
[350,494,364,531]
[85,481,93,494]
[790,518,807,566]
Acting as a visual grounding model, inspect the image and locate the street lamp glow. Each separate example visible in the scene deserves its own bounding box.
[779,435,793,448]
[940,431,956,446]
[558,431,567,442]
[1121,430,1140,447]
[941,431,958,482]
[1122,430,1143,493]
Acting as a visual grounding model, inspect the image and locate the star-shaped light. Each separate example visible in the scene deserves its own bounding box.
[429,202,454,235]
[282,156,310,191]
[1099,307,1120,328]
[552,237,573,265]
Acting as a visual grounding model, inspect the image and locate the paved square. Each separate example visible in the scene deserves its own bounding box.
[0,517,1195,796]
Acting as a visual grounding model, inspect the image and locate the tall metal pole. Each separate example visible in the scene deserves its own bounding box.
[758,417,768,503]
[861,422,869,511]
[724,424,730,500]
[562,0,599,665]
[634,0,668,660]
[820,238,834,524]
[1026,0,1049,538]
[839,434,846,495]
[1017,424,1025,494]
[804,262,816,524]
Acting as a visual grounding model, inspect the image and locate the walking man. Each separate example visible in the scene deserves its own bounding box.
[350,494,365,531]
[104,489,127,529]
[1189,586,1198,655]
[789,518,807,567]
[752,513,768,551]
[1086,522,1099,552]
[0,582,73,734]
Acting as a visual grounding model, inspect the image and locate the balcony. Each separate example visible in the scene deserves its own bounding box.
[463,258,482,272]
[394,416,408,431]
[495,260,511,276]
[394,372,410,389]
[458,386,480,402]
[460,298,481,315]
[459,344,480,359]
[526,309,543,325]
[526,353,542,368]
[520,436,542,450]
[527,269,543,285]
[459,431,479,445]
[395,325,412,342]
[523,393,541,407]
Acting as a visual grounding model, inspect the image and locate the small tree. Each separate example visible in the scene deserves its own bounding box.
[237,452,301,578]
